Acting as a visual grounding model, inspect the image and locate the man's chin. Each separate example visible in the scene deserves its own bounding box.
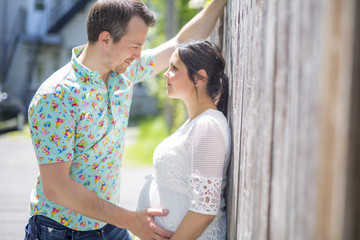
[115,67,127,74]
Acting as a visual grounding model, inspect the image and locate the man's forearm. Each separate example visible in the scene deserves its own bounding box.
[175,0,227,43]
[40,161,172,239]
[42,170,130,229]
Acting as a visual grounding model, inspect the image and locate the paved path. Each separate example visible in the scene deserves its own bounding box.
[0,127,152,239]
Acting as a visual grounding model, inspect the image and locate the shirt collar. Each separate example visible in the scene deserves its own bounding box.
[71,45,103,85]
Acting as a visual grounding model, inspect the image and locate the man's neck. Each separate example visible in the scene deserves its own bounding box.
[77,43,110,84]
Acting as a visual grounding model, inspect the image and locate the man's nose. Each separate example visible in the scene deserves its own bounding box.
[133,48,141,61]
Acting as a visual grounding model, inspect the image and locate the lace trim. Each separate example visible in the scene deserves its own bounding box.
[189,176,222,214]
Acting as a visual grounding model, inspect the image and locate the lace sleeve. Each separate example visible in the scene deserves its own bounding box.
[188,116,227,215]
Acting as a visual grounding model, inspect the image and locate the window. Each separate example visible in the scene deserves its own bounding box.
[35,0,45,10]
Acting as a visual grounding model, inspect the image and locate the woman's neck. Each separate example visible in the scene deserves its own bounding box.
[184,97,217,121]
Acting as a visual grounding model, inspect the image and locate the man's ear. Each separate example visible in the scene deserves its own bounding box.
[98,31,111,48]
[196,69,208,86]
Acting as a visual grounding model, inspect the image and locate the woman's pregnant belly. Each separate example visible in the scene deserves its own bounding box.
[137,177,190,232]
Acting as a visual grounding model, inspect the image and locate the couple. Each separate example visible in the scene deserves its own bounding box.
[25,0,230,239]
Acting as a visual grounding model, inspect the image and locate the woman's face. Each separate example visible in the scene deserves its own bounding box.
[163,50,196,100]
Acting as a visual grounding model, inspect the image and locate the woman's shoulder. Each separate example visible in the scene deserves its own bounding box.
[195,109,228,127]
[191,109,230,137]
[190,109,231,155]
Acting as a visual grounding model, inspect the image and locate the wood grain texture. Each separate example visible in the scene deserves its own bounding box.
[211,0,358,239]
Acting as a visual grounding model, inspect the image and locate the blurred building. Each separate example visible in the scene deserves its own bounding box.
[0,0,157,118]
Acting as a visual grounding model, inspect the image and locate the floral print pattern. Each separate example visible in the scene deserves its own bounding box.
[28,45,155,230]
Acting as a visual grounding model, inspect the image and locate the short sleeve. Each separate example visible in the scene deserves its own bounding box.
[188,117,227,215]
[28,87,76,165]
[124,50,155,84]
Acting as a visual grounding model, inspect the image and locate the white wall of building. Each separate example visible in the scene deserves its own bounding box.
[1,0,27,88]
[6,0,95,99]
[4,0,157,116]
[57,1,95,67]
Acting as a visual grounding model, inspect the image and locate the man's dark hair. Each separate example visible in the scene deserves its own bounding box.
[86,0,156,44]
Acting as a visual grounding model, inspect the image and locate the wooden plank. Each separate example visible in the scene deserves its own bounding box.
[217,0,273,239]
[344,1,360,238]
[268,0,292,238]
[316,0,356,239]
[251,1,272,239]
[344,1,360,239]
[221,0,241,239]
[287,1,322,239]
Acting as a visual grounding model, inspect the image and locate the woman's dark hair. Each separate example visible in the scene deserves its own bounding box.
[86,0,156,44]
[177,40,229,117]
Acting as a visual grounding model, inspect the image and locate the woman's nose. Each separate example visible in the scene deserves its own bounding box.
[163,70,169,78]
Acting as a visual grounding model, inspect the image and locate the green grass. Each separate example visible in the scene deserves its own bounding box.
[123,116,169,167]
[0,124,31,139]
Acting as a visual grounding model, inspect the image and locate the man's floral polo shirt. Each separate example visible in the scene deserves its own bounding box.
[28,45,155,230]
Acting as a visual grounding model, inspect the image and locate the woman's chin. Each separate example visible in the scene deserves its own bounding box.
[166,93,175,99]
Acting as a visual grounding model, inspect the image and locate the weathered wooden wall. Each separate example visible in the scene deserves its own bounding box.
[213,0,359,239]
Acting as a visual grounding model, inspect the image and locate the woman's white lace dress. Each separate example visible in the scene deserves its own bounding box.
[137,109,231,239]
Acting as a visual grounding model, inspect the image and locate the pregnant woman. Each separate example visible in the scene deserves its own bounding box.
[137,40,231,239]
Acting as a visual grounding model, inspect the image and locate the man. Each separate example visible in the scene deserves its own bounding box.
[25,0,227,239]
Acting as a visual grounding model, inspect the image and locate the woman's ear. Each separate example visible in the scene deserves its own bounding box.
[196,69,207,86]
[98,31,111,48]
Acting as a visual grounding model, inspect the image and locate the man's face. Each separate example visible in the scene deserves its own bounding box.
[105,16,149,74]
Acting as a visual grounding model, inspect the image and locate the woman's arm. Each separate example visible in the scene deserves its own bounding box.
[172,117,228,239]
[170,211,215,240]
